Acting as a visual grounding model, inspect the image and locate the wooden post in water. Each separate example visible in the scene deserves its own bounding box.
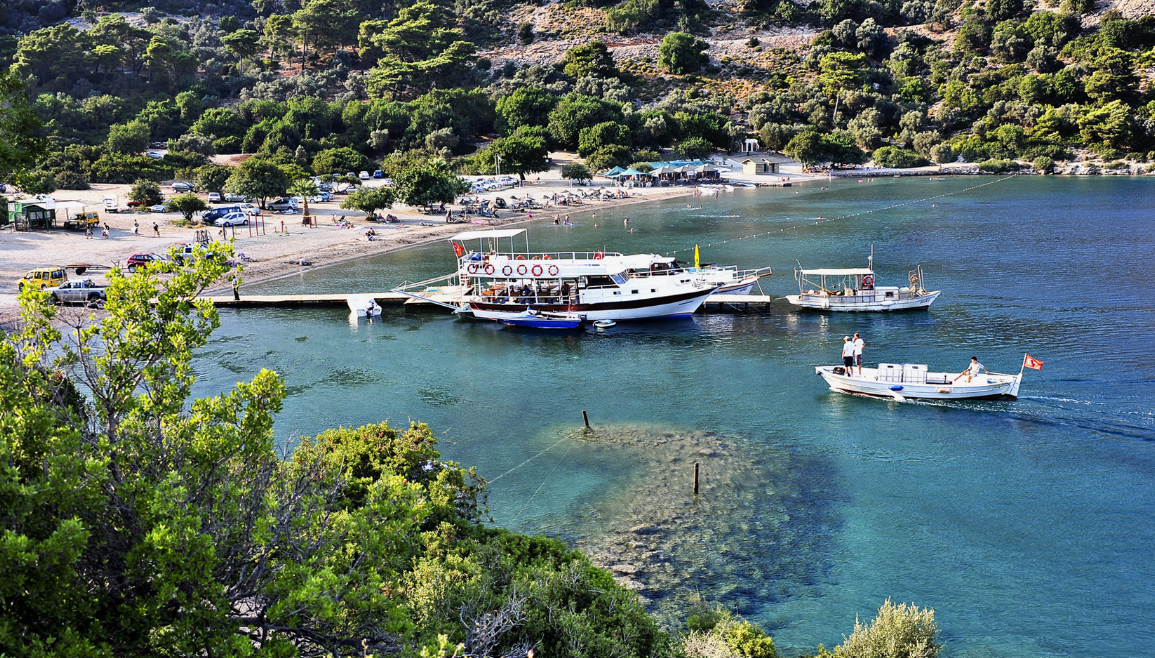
[582,410,590,429]
[693,462,699,495]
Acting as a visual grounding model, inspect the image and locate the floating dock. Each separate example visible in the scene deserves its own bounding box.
[204,291,775,313]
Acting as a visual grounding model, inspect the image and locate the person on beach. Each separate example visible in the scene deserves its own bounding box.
[956,357,986,383]
[85,226,92,239]
[623,217,629,227]
[153,223,160,236]
[841,337,855,374]
[133,219,139,235]
[853,332,865,375]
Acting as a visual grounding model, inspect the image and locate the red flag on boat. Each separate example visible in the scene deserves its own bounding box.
[452,242,464,257]
[1023,354,1043,370]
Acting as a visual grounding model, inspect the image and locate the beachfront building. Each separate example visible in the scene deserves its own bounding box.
[741,157,778,175]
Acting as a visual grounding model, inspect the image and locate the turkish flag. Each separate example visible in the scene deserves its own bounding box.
[452,242,465,258]
[1023,354,1043,370]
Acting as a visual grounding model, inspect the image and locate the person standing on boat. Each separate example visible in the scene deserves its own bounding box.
[841,337,856,374]
[956,356,986,383]
[853,332,865,375]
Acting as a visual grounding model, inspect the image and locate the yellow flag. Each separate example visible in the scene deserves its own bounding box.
[694,245,700,268]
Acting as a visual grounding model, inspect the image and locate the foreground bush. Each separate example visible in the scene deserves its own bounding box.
[871,146,930,168]
[834,599,941,658]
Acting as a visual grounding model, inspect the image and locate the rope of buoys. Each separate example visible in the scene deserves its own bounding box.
[666,174,1017,257]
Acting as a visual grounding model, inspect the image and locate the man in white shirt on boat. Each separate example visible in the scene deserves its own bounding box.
[853,332,865,376]
[841,337,856,374]
[956,356,986,383]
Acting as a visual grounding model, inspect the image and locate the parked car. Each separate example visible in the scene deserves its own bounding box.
[203,205,257,223]
[373,170,384,178]
[224,192,248,202]
[149,141,167,149]
[358,171,370,180]
[317,183,332,192]
[172,181,194,192]
[208,192,222,203]
[17,266,68,292]
[173,243,215,265]
[214,212,250,227]
[145,151,164,159]
[50,279,106,305]
[344,172,356,179]
[267,197,299,212]
[126,253,166,273]
[148,204,167,212]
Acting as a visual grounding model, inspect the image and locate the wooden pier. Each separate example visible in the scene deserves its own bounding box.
[205,292,776,313]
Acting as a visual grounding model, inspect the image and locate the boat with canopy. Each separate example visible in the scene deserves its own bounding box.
[785,249,939,311]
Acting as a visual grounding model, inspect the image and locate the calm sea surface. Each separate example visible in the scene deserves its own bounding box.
[193,177,1155,657]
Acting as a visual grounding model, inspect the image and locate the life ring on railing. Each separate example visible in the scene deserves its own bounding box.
[516,255,526,260]
[467,264,479,274]
[502,265,513,276]
[531,264,543,276]
[517,264,528,275]
[862,274,874,288]
[543,255,552,260]
[594,251,604,260]
[548,264,559,276]
[484,264,495,275]
[531,256,541,260]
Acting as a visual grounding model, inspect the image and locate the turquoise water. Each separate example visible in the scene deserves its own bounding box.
[193,177,1155,657]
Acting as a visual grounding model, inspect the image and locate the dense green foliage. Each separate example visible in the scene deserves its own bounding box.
[0,252,696,658]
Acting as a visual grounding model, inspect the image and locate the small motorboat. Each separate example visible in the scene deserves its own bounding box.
[786,248,939,312]
[499,307,584,329]
[815,357,1033,401]
[347,294,381,318]
[593,319,616,329]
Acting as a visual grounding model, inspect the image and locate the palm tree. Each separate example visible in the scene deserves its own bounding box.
[287,178,320,221]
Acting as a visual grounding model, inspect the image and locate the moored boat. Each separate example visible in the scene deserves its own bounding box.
[785,251,939,312]
[815,358,1030,401]
[394,229,720,322]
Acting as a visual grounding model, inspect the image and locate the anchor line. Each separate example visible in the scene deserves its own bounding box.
[665,174,1017,257]
[512,437,578,521]
[487,432,571,484]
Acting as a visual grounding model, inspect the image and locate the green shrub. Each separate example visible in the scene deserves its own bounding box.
[834,599,942,658]
[1033,156,1054,173]
[681,603,779,658]
[978,158,1022,172]
[54,169,90,190]
[213,136,242,154]
[871,146,930,168]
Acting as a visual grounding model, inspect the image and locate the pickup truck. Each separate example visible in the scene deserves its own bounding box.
[50,279,106,305]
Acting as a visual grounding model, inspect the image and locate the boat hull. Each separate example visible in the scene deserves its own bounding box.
[815,366,1021,400]
[787,290,940,312]
[471,288,715,321]
[500,318,583,329]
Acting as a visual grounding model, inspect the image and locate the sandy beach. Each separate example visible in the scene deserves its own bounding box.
[0,155,821,319]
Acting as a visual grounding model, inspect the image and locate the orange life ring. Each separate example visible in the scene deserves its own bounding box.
[517,264,528,275]
[543,255,552,260]
[594,251,604,260]
[516,255,526,260]
[484,264,495,275]
[531,264,543,276]
[502,265,513,276]
[862,274,874,288]
[548,264,559,276]
[467,264,479,274]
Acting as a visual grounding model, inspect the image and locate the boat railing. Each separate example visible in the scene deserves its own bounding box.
[468,250,625,262]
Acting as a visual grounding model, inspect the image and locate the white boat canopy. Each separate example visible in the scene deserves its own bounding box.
[451,229,527,241]
[799,268,874,276]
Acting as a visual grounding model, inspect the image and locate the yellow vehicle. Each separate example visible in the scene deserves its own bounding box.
[61,209,100,231]
[17,267,68,292]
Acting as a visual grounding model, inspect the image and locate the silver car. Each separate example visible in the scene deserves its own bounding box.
[50,279,106,305]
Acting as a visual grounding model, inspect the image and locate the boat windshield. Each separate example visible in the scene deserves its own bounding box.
[610,272,629,285]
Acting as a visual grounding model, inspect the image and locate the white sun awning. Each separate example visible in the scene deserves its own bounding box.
[799,268,874,276]
[451,229,527,241]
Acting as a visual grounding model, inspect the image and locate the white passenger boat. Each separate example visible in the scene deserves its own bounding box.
[815,360,1026,401]
[785,252,939,311]
[394,229,720,322]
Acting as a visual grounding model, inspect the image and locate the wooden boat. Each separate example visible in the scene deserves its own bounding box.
[815,360,1025,401]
